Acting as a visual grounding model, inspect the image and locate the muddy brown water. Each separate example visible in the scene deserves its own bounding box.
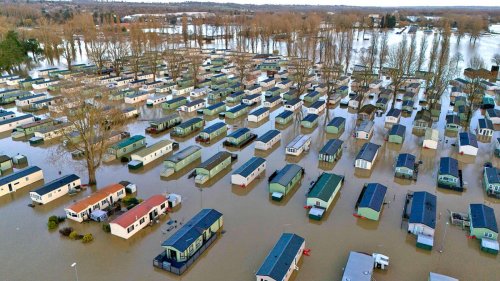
[0,89,499,281]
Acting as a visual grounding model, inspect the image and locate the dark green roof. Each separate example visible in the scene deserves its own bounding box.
[308,173,344,202]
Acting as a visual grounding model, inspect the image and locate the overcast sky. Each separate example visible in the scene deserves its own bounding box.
[159,0,500,6]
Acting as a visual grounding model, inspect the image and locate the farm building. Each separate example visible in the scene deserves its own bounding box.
[195,151,233,184]
[203,102,226,116]
[128,139,174,169]
[226,91,246,103]
[196,122,227,143]
[0,114,36,133]
[110,194,169,239]
[388,124,406,144]
[477,118,494,137]
[307,100,326,115]
[318,139,343,163]
[469,204,499,254]
[255,130,281,150]
[483,167,500,198]
[438,157,463,191]
[458,132,478,156]
[223,128,257,148]
[326,117,346,135]
[29,174,81,205]
[248,107,270,123]
[161,145,202,177]
[269,164,304,201]
[255,233,305,281]
[306,172,344,220]
[231,157,266,187]
[145,114,182,134]
[154,209,223,275]
[356,183,387,221]
[358,104,376,121]
[423,128,439,149]
[301,114,319,129]
[355,120,374,140]
[242,93,262,106]
[179,99,205,113]
[263,95,282,108]
[225,104,249,119]
[275,110,294,125]
[355,142,380,170]
[445,114,461,132]
[394,153,417,179]
[161,97,187,110]
[408,191,436,247]
[106,135,147,161]
[64,183,126,222]
[285,135,311,156]
[385,108,401,125]
[284,98,303,112]
[0,166,44,198]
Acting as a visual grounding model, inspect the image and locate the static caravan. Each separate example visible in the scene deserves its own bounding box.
[208,88,230,100]
[33,123,74,143]
[0,166,44,198]
[326,117,346,135]
[161,145,202,177]
[245,85,262,96]
[445,114,461,132]
[356,183,387,221]
[64,183,126,222]
[477,118,494,137]
[285,135,311,156]
[171,118,204,137]
[255,130,281,151]
[307,100,326,115]
[276,79,293,90]
[248,107,270,123]
[161,97,187,110]
[259,78,275,89]
[269,163,304,200]
[263,95,282,108]
[483,167,500,198]
[437,157,463,191]
[38,67,59,77]
[429,273,458,281]
[124,91,150,104]
[264,87,282,98]
[283,89,299,101]
[423,128,439,149]
[255,233,305,281]
[469,204,498,243]
[394,153,417,179]
[196,122,227,143]
[145,114,182,134]
[388,124,406,144]
[203,102,226,116]
[0,91,32,105]
[486,108,500,125]
[355,142,380,170]
[110,194,168,239]
[29,174,81,205]
[121,107,139,119]
[301,114,319,129]
[6,76,24,86]
[11,119,54,139]
[303,91,322,103]
[242,93,261,106]
[141,80,164,92]
[223,128,257,148]
[15,93,46,107]
[0,114,36,133]
[195,151,233,184]
[128,139,174,169]
[128,79,147,88]
[225,104,249,119]
[172,85,195,96]
[306,173,344,220]
[318,139,343,163]
[226,91,246,103]
[0,155,13,174]
[355,120,374,140]
[408,191,436,238]
[284,98,303,112]
[275,110,294,125]
[179,99,206,113]
[146,94,169,106]
[32,79,59,90]
[458,132,478,156]
[190,87,210,98]
[402,100,415,113]
[156,82,176,94]
[231,157,266,187]
[105,135,147,162]
[385,108,401,125]
[115,77,134,87]
[0,110,16,121]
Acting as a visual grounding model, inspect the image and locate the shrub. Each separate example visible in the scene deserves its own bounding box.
[69,231,79,240]
[57,216,66,223]
[123,196,139,207]
[48,215,59,223]
[82,233,94,243]
[102,223,111,233]
[47,221,58,230]
[59,227,74,236]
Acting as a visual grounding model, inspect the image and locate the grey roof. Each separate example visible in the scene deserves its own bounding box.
[386,108,401,117]
[256,233,305,280]
[244,93,261,100]
[161,209,222,251]
[256,129,280,144]
[0,110,15,117]
[201,122,226,134]
[17,93,45,101]
[470,204,498,233]
[165,145,201,164]
[227,104,247,113]
[271,164,303,187]
[389,124,406,137]
[305,91,320,98]
[357,120,374,133]
[302,114,318,123]
[327,117,346,128]
[228,128,250,139]
[319,139,343,156]
[151,113,180,124]
[197,151,232,171]
[409,191,436,228]
[309,100,325,109]
[265,95,282,103]
[356,142,380,162]
[185,99,205,107]
[229,91,245,98]
[458,132,478,148]
[177,117,203,129]
[0,114,34,126]
[478,118,494,130]
[206,101,225,111]
[0,166,42,186]
[439,157,459,177]
[341,251,373,281]
[276,110,293,119]
[0,155,11,163]
[232,157,266,177]
[359,183,387,212]
[396,153,416,169]
[249,107,269,116]
[486,108,499,118]
[31,174,80,196]
[286,98,302,106]
[485,167,500,184]
[165,97,186,104]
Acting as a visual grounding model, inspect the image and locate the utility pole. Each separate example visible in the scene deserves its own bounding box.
[70,262,79,281]
[439,221,449,253]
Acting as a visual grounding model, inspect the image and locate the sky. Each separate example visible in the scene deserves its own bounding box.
[157,0,500,6]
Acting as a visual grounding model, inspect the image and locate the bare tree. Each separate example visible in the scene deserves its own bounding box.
[378,31,389,77]
[231,51,253,84]
[105,24,129,76]
[416,34,429,72]
[85,26,108,75]
[492,53,500,66]
[406,33,417,75]
[129,23,145,80]
[386,34,409,108]
[181,15,189,47]
[463,55,486,130]
[163,48,185,82]
[185,51,204,88]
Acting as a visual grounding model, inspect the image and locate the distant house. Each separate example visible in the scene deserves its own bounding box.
[355,120,374,140]
[354,142,380,170]
[356,183,387,221]
[394,153,416,179]
[408,191,436,238]
[388,124,406,144]
[423,128,439,149]
[385,108,401,125]
[458,132,478,156]
[269,163,304,201]
[326,117,346,135]
[469,204,498,254]
[306,172,344,220]
[318,139,343,163]
[255,233,305,281]
[110,195,168,239]
[231,157,266,187]
[483,167,500,198]
[477,118,494,137]
[437,157,463,191]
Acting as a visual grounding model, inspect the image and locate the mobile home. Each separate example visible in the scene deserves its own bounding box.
[161,145,202,177]
[263,95,282,108]
[225,104,249,119]
[105,135,147,162]
[242,93,261,106]
[196,122,227,143]
[179,99,205,113]
[29,174,81,205]
[145,114,182,134]
[128,139,174,169]
[423,128,439,149]
[255,129,281,151]
[301,114,319,129]
[0,114,35,133]
[408,191,436,238]
[307,100,326,115]
[203,102,226,116]
[285,135,311,156]
[171,117,204,137]
[437,157,463,191]
[275,110,294,125]
[394,153,417,179]
[231,157,266,187]
[356,183,387,221]
[248,107,270,123]
[124,91,149,104]
[0,166,44,198]
[146,94,169,106]
[318,139,343,163]
[195,151,233,184]
[161,97,187,110]
[458,132,478,156]
[11,119,54,139]
[355,142,380,170]
[326,117,346,135]
[284,98,303,112]
[306,172,344,220]
[269,163,304,200]
[355,120,374,140]
[15,93,46,107]
[483,167,500,198]
[223,128,257,148]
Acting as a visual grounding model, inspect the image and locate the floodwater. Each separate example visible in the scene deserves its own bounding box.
[1,29,500,281]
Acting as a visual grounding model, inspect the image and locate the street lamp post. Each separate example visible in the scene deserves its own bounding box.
[70,262,79,281]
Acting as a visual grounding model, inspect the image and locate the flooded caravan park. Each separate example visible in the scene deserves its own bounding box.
[1,30,500,281]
